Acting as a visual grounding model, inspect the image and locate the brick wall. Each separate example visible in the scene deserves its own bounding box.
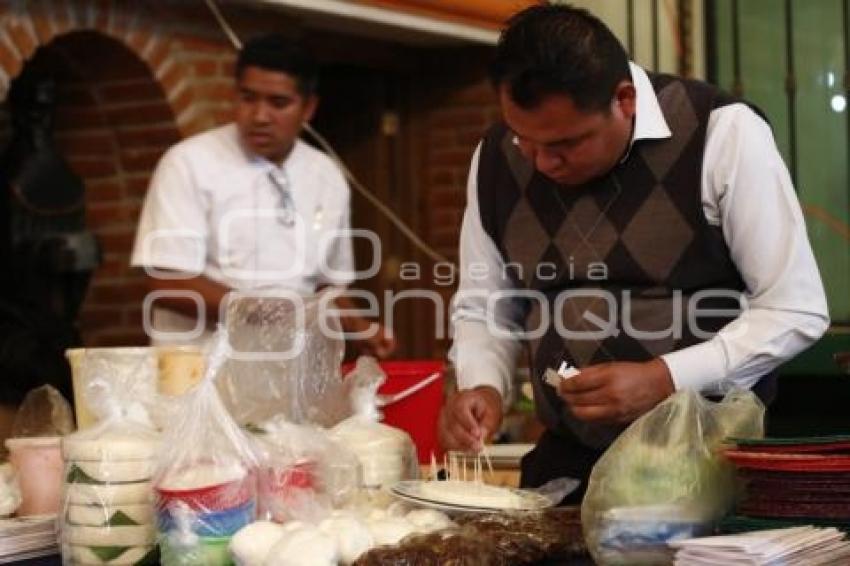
[418,49,500,357]
[425,79,500,263]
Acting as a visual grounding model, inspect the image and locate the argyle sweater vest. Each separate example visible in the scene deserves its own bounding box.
[477,73,776,449]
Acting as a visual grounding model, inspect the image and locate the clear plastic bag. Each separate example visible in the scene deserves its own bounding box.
[66,347,159,430]
[154,328,260,566]
[251,415,361,524]
[218,291,350,428]
[329,357,419,490]
[11,384,74,438]
[59,347,162,565]
[581,388,764,565]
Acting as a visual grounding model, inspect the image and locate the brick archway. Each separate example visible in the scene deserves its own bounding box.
[0,2,240,346]
[1,30,181,345]
[0,1,236,136]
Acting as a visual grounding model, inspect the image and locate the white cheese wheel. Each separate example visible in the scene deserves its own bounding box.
[69,545,154,565]
[63,434,160,462]
[68,460,155,483]
[66,503,153,527]
[417,480,524,509]
[157,462,246,490]
[66,482,152,506]
[65,524,155,546]
[329,421,413,489]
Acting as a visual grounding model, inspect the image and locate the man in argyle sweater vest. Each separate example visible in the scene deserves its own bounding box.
[440,4,828,503]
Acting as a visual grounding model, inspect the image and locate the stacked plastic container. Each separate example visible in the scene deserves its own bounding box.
[153,329,260,566]
[155,464,256,564]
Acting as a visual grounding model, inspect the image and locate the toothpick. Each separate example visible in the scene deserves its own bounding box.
[463,453,467,482]
[481,442,494,478]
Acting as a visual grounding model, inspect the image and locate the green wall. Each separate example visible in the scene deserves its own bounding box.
[712,0,850,324]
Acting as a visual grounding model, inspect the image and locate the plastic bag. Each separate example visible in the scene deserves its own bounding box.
[251,415,361,523]
[581,388,764,565]
[154,327,260,566]
[218,290,349,428]
[329,357,419,490]
[59,347,162,565]
[527,476,581,507]
[12,384,74,438]
[0,463,21,517]
[66,347,159,430]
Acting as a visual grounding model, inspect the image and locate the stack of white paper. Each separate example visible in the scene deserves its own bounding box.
[0,515,58,563]
[670,526,850,565]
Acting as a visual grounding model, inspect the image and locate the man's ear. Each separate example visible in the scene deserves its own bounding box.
[613,81,637,120]
[303,94,319,124]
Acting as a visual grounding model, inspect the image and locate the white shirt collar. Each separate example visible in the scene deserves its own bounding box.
[625,62,671,158]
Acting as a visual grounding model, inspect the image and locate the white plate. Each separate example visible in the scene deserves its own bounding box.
[390,480,553,514]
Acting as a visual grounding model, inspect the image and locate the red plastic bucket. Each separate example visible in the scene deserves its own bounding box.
[342,360,444,464]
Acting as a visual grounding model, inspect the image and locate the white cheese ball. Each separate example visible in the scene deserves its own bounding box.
[367,517,417,547]
[405,509,453,533]
[367,508,388,521]
[385,501,409,518]
[318,516,374,564]
[264,524,338,566]
[281,520,308,533]
[230,521,286,566]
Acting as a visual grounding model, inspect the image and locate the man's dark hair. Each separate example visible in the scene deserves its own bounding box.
[490,4,630,112]
[235,34,318,97]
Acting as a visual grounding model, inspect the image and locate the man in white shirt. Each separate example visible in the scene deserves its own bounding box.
[131,35,394,356]
[440,5,828,501]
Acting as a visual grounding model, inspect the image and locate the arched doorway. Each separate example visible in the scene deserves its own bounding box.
[1,30,181,349]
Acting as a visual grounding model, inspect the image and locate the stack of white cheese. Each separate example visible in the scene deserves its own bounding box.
[61,432,160,565]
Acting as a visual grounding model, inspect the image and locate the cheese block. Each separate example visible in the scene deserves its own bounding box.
[66,460,155,484]
[66,482,152,506]
[417,480,525,509]
[70,544,155,565]
[156,462,246,491]
[67,503,153,527]
[66,524,155,546]
[63,434,160,462]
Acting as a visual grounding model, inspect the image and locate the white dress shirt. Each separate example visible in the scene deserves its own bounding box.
[131,123,354,344]
[450,63,830,401]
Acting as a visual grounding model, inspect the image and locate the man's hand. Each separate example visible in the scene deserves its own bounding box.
[333,294,396,359]
[558,359,674,424]
[353,323,397,359]
[438,385,503,452]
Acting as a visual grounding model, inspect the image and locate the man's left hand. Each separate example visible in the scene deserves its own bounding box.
[557,359,674,424]
[354,323,397,359]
